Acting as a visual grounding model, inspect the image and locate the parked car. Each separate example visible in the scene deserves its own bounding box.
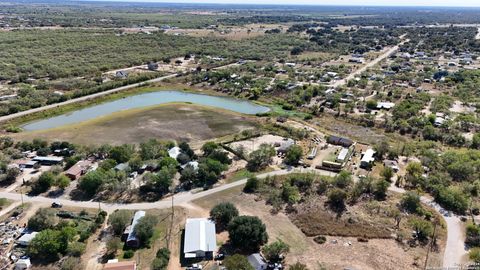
[51,202,62,208]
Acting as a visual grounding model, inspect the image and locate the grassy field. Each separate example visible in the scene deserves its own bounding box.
[12,103,258,145]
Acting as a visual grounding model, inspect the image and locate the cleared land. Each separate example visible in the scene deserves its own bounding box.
[193,186,445,270]
[13,104,257,145]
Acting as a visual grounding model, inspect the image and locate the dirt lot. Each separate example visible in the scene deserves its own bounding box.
[192,185,445,270]
[13,104,257,146]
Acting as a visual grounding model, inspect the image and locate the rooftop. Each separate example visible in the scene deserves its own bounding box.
[184,218,216,257]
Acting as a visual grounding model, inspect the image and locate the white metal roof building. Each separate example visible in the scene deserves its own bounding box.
[360,149,376,168]
[183,218,216,259]
[336,148,349,163]
[126,211,145,248]
[17,232,38,246]
[168,147,181,159]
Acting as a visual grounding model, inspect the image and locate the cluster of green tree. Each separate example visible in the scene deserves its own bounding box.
[244,172,389,213]
[288,26,400,55]
[400,148,480,214]
[401,27,480,54]
[323,9,480,27]
[27,208,106,262]
[77,140,231,199]
[0,3,224,28]
[448,69,480,102]
[0,29,306,81]
[209,202,268,252]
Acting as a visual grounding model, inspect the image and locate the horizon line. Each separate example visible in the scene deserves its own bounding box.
[80,0,480,8]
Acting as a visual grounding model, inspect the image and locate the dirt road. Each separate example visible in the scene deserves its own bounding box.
[388,185,467,268]
[328,37,408,88]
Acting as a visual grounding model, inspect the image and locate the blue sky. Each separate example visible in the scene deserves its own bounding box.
[117,0,480,7]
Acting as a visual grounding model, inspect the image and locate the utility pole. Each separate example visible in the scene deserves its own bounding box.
[423,220,438,270]
[20,190,24,205]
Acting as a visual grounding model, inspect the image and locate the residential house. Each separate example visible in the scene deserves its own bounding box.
[64,160,93,180]
[360,149,375,169]
[183,218,216,259]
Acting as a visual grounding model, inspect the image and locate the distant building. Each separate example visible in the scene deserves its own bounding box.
[147,62,159,71]
[64,160,93,180]
[277,139,294,154]
[115,71,128,79]
[336,148,350,163]
[114,163,129,172]
[32,156,63,166]
[360,149,376,169]
[247,253,268,270]
[168,147,181,159]
[384,160,399,172]
[376,102,395,110]
[126,211,145,248]
[184,218,216,259]
[327,136,353,147]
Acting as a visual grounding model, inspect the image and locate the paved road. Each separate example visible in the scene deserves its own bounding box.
[328,38,408,89]
[389,185,467,268]
[0,168,335,213]
[0,73,179,124]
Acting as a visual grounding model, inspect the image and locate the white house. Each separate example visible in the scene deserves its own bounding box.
[360,149,375,168]
[183,218,216,259]
[168,147,181,159]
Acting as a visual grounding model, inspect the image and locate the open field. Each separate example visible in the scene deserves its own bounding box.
[12,104,257,145]
[192,185,445,270]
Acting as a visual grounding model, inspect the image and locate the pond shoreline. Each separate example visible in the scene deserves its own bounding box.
[21,90,270,131]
